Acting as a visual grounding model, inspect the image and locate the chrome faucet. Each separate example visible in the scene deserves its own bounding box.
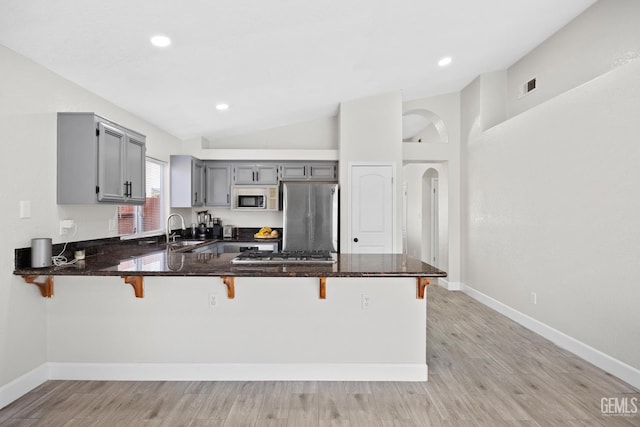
[166,213,186,243]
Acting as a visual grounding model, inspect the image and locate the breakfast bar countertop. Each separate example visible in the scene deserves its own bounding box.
[14,250,446,278]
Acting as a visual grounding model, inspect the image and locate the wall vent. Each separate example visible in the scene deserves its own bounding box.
[519,77,537,98]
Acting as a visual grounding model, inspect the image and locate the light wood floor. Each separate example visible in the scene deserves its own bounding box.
[1,285,638,426]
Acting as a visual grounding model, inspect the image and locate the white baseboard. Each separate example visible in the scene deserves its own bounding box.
[0,364,48,410]
[48,362,428,382]
[461,283,640,390]
[436,278,462,291]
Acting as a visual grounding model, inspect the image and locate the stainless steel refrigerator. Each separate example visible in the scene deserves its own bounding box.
[282,182,339,252]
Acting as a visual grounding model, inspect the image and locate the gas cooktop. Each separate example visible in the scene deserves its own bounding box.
[231,250,336,265]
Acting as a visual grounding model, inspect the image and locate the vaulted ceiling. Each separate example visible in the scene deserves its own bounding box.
[0,0,596,141]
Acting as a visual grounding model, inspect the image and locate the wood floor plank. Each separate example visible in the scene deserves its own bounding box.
[318,381,350,424]
[157,393,208,427]
[346,393,384,427]
[221,388,264,426]
[256,381,291,422]
[188,419,225,427]
[369,381,412,422]
[195,382,243,421]
[286,393,318,427]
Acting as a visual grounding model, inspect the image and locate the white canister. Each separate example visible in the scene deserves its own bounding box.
[31,238,52,268]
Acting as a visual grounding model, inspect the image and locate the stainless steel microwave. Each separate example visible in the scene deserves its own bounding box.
[231,186,279,210]
[238,194,264,208]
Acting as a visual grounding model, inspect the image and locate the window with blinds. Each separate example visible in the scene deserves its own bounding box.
[117,158,165,235]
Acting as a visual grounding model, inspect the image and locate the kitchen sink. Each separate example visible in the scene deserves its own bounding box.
[167,240,207,251]
[173,240,204,246]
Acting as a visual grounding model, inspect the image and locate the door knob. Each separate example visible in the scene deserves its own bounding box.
[353,237,358,243]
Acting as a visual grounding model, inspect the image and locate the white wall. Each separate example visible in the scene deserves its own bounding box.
[506,0,640,119]
[205,116,338,150]
[338,91,403,253]
[461,51,640,369]
[0,44,180,394]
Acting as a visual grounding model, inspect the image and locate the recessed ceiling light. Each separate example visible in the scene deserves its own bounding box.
[216,103,229,111]
[438,56,452,67]
[150,35,171,47]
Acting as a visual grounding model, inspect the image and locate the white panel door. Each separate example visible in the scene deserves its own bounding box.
[350,164,394,253]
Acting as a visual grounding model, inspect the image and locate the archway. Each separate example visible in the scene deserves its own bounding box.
[403,164,446,271]
[402,109,448,144]
[421,168,439,267]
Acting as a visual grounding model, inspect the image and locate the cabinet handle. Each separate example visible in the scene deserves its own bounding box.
[353,237,359,243]
[128,181,132,197]
[124,181,131,197]
[195,192,198,203]
[304,166,307,176]
[227,194,230,203]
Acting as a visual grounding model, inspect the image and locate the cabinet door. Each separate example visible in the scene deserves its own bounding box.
[309,163,337,180]
[205,164,231,206]
[234,165,256,184]
[126,134,146,204]
[97,122,125,202]
[280,164,307,180]
[255,165,278,184]
[192,159,205,206]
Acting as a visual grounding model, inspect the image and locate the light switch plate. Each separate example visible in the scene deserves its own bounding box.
[19,200,31,218]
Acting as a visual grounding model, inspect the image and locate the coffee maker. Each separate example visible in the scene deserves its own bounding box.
[211,217,223,239]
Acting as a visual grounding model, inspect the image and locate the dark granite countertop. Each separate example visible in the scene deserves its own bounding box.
[14,246,445,279]
[14,232,446,278]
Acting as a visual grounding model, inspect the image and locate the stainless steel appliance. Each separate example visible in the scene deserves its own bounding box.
[231,186,279,210]
[282,182,338,252]
[222,242,279,253]
[31,238,52,268]
[231,250,335,264]
[223,224,234,239]
[211,217,223,239]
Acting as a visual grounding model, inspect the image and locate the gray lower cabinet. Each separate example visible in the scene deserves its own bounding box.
[233,164,278,184]
[170,155,205,207]
[279,162,337,181]
[205,163,231,206]
[57,112,146,205]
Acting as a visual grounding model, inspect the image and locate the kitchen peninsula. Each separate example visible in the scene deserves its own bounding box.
[14,238,446,382]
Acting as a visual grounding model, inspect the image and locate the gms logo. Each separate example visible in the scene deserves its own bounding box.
[601,397,638,417]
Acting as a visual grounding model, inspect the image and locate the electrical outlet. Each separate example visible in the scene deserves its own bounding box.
[59,219,75,235]
[530,292,537,305]
[208,293,218,308]
[361,294,371,310]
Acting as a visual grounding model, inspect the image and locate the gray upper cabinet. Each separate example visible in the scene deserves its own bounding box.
[205,162,231,206]
[233,164,278,185]
[57,112,146,205]
[125,133,146,203]
[279,162,337,181]
[171,155,205,207]
[192,159,205,206]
